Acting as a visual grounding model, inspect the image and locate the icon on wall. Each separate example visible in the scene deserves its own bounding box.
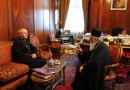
[110,0,128,10]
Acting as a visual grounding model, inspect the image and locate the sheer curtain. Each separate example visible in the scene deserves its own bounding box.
[64,0,84,41]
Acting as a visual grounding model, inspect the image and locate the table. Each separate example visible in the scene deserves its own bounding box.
[31,61,66,90]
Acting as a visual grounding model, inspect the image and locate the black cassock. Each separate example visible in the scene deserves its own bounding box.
[12,38,46,69]
[72,41,110,90]
[12,38,47,89]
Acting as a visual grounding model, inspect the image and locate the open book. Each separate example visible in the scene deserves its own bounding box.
[32,68,56,75]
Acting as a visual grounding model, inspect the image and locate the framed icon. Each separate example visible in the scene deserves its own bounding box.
[110,0,128,10]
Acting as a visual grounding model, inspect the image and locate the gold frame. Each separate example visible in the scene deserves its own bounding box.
[110,0,128,10]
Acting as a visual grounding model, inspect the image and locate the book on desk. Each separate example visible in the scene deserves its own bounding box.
[32,68,56,79]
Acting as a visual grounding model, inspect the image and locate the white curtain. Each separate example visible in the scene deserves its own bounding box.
[64,0,84,35]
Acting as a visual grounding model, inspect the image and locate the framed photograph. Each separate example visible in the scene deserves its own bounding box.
[110,0,128,10]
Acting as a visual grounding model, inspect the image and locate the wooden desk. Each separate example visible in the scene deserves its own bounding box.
[31,61,66,90]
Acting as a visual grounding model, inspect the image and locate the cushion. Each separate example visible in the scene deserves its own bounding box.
[0,62,29,83]
[116,66,127,83]
[0,42,13,64]
[40,51,52,61]
[0,75,28,90]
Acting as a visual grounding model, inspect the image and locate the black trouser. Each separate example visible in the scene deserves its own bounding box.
[20,56,46,90]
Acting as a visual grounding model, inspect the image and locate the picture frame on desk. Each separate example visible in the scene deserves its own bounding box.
[110,0,127,10]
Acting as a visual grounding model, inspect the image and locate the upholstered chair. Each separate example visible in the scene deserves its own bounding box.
[104,44,122,90]
[120,50,130,79]
[29,34,52,62]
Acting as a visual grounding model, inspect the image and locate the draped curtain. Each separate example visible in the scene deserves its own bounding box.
[82,0,89,33]
[59,0,70,29]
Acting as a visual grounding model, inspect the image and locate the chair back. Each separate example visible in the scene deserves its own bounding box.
[109,44,122,64]
[29,34,40,50]
[111,27,124,36]
[49,32,56,41]
[49,32,61,48]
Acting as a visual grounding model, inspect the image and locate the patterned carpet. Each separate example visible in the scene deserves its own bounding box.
[55,54,130,90]
[60,54,79,83]
[55,54,79,90]
[17,53,130,90]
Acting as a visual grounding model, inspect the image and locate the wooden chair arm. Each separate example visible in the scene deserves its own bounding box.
[39,44,50,51]
[39,44,49,47]
[120,63,130,67]
[105,63,120,68]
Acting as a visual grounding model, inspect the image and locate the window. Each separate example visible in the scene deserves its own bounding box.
[64,0,84,33]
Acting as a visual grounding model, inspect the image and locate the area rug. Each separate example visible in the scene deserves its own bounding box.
[56,54,130,90]
[55,54,79,90]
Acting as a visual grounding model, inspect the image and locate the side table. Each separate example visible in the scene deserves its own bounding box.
[31,61,66,90]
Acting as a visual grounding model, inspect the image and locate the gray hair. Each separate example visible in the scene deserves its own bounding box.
[18,28,26,34]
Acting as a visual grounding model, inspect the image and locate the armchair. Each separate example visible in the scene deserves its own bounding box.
[104,44,122,90]
[29,34,52,62]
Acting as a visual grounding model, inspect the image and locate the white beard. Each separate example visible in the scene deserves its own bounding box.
[89,43,96,51]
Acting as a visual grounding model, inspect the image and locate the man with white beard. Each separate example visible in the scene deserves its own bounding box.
[71,29,110,90]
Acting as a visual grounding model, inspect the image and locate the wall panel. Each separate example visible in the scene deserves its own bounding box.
[11,0,34,37]
[34,0,56,43]
[0,0,9,41]
[34,0,45,43]
[89,0,130,34]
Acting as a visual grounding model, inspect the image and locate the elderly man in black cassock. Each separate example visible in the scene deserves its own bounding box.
[71,29,110,90]
[12,28,46,68]
[12,28,47,89]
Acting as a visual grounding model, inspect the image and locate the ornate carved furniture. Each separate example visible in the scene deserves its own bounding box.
[0,42,29,90]
[29,34,52,62]
[31,61,66,90]
[104,44,122,90]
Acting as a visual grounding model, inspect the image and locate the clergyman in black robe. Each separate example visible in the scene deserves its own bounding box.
[12,28,46,89]
[12,28,46,69]
[71,29,110,90]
